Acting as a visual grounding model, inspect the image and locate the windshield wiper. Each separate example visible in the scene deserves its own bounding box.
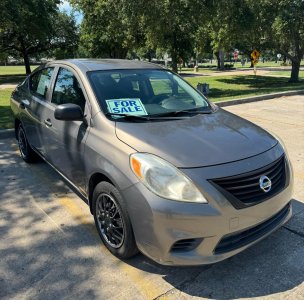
[150,108,213,118]
[105,112,189,121]
[105,112,152,120]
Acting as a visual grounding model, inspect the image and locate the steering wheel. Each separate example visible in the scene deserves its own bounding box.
[161,96,196,109]
[148,94,169,104]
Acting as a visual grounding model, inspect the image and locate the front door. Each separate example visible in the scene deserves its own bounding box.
[41,66,90,192]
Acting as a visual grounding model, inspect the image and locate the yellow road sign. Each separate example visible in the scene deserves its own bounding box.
[251,49,260,65]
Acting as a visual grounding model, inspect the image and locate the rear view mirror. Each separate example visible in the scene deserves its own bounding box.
[54,103,84,121]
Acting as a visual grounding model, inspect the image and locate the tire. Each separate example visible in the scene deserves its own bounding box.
[17,124,38,163]
[92,181,138,259]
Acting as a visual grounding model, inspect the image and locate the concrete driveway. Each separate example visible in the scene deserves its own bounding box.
[0,95,303,300]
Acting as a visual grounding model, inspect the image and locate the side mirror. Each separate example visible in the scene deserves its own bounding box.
[54,103,84,121]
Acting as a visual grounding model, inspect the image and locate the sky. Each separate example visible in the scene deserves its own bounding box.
[58,0,83,25]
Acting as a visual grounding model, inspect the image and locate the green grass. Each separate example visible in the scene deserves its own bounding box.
[268,70,304,78]
[0,88,14,129]
[0,65,38,75]
[185,75,304,102]
[0,65,39,86]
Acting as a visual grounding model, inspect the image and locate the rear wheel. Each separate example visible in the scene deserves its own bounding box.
[17,124,38,163]
[92,181,138,259]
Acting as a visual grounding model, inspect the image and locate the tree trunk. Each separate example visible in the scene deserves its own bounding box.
[111,47,127,59]
[219,49,225,70]
[171,50,178,73]
[23,51,31,75]
[215,52,220,69]
[170,30,180,73]
[249,54,254,68]
[289,60,300,83]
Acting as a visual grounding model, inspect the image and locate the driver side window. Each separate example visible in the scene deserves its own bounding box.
[52,68,86,112]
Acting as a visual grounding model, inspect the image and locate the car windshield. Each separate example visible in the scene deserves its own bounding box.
[87,69,210,118]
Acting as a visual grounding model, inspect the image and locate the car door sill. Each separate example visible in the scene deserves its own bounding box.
[31,146,89,205]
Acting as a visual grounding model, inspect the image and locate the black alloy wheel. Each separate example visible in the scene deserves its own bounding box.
[96,193,125,248]
[17,124,37,163]
[92,181,138,259]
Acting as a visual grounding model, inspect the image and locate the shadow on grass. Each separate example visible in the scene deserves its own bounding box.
[180,73,208,77]
[208,88,258,101]
[208,75,304,101]
[217,75,304,88]
[0,74,26,85]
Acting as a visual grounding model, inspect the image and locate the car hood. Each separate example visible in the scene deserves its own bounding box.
[115,109,277,168]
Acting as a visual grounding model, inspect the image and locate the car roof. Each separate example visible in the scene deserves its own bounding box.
[48,59,163,72]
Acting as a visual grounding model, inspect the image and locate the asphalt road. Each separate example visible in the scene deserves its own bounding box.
[0,95,303,300]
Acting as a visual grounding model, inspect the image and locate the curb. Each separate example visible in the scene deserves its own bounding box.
[0,128,14,140]
[217,90,304,107]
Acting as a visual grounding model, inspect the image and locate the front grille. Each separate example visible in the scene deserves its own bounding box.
[211,155,287,209]
[170,238,202,253]
[214,203,290,254]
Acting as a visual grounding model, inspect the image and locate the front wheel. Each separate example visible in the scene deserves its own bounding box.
[17,124,38,163]
[92,181,138,259]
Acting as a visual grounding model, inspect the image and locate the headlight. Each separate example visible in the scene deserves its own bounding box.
[130,153,207,203]
[275,135,288,153]
[267,130,289,156]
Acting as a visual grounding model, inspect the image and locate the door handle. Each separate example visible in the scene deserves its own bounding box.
[20,99,30,109]
[44,119,52,127]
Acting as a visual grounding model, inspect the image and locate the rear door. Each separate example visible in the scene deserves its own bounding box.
[21,67,55,154]
[40,66,90,192]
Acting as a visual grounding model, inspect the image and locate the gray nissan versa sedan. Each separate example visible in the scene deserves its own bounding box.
[10,59,293,266]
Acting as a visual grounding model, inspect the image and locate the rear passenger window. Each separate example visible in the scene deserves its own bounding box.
[51,68,86,112]
[30,67,54,98]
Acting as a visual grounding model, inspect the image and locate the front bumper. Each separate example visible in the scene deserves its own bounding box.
[123,145,293,266]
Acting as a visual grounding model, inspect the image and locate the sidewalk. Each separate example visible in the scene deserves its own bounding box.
[0,84,17,89]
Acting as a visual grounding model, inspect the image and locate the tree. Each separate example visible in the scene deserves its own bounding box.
[268,0,304,82]
[193,26,213,66]
[244,0,304,81]
[73,0,209,72]
[48,12,80,59]
[0,0,79,74]
[0,51,9,64]
[233,1,268,68]
[72,0,141,58]
[140,0,207,72]
[206,0,260,70]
